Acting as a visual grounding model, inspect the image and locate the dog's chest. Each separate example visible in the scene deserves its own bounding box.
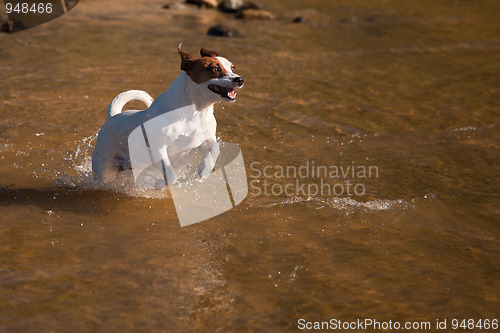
[163,113,216,151]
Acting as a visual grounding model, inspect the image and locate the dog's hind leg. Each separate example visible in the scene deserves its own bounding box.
[93,155,120,183]
[92,140,121,183]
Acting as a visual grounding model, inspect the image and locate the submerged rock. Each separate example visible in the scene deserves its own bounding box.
[236,9,274,20]
[293,16,307,23]
[218,0,262,13]
[0,18,24,33]
[207,25,240,37]
[163,2,188,9]
[218,0,243,13]
[185,0,218,8]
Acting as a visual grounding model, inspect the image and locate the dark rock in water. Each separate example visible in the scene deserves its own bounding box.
[293,16,307,23]
[185,0,217,8]
[207,25,240,37]
[0,16,7,32]
[0,18,24,33]
[218,0,243,13]
[236,9,274,20]
[218,0,262,13]
[163,2,188,9]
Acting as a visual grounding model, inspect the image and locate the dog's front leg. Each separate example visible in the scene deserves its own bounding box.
[156,147,178,186]
[198,140,220,179]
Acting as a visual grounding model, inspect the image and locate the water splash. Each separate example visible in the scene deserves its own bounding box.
[57,134,192,198]
[57,133,97,189]
[262,196,412,212]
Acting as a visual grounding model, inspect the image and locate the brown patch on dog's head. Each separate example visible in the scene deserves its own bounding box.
[177,43,228,84]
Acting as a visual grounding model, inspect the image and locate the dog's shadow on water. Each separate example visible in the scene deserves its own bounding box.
[0,185,132,215]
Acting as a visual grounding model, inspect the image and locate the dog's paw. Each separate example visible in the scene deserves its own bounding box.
[198,158,214,179]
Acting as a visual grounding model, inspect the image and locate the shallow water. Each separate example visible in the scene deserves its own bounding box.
[1,0,499,331]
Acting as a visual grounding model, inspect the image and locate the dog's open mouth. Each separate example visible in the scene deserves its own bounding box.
[208,84,236,100]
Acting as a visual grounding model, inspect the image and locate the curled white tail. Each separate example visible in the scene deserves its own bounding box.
[107,90,154,119]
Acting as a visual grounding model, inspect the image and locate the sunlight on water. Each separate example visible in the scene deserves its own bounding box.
[262,195,412,211]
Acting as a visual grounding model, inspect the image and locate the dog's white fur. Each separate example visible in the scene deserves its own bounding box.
[91,46,243,185]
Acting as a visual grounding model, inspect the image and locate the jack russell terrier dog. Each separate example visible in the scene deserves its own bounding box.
[91,43,244,186]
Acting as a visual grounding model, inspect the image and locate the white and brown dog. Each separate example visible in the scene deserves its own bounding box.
[91,43,244,186]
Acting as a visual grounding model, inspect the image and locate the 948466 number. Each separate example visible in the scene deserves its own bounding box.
[5,2,53,14]
[451,319,498,330]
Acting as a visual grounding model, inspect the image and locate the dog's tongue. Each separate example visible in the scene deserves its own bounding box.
[227,88,236,99]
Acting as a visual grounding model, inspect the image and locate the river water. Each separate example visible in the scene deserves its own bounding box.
[1,0,499,331]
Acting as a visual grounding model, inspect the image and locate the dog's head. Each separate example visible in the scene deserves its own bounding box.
[177,43,244,103]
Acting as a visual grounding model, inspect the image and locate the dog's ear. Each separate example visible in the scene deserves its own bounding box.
[200,48,219,58]
[178,42,196,72]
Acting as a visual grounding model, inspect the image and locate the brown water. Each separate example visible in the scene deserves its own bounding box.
[1,0,499,331]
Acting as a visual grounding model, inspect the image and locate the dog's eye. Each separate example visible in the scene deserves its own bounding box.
[211,67,220,73]
[231,66,235,71]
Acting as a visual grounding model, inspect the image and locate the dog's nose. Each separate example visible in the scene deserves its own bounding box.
[233,76,244,87]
